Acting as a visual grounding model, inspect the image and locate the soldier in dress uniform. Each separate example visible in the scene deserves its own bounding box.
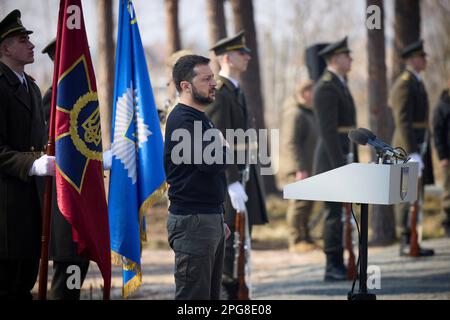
[0,9,55,299]
[432,74,450,237]
[278,79,320,252]
[41,38,90,300]
[206,31,268,299]
[313,36,358,281]
[433,77,450,237]
[390,39,435,256]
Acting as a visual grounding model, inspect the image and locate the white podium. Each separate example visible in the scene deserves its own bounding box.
[283,162,419,299]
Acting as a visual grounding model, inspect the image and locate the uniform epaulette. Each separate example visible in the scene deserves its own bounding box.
[401,71,410,81]
[216,78,225,90]
[322,72,332,82]
[27,74,36,82]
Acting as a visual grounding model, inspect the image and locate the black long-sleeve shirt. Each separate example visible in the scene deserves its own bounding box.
[164,103,228,215]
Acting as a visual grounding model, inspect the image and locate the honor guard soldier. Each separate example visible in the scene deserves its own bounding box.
[41,38,90,300]
[313,36,358,281]
[207,31,268,299]
[390,39,435,256]
[0,9,55,299]
[432,74,450,237]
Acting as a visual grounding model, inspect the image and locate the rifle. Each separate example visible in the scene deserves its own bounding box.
[233,165,251,300]
[344,203,357,279]
[344,143,357,279]
[409,130,428,256]
[409,177,422,257]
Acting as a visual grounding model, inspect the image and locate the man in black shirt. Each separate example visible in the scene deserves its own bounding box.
[164,54,230,300]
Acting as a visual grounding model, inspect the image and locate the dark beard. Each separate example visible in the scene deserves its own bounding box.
[192,85,214,105]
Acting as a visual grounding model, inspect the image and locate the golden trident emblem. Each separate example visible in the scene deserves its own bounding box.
[82,107,102,147]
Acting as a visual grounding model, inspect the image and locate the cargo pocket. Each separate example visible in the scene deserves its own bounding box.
[174,252,207,284]
[166,215,177,250]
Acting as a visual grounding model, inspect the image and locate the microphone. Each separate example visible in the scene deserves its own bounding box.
[348,128,407,161]
[348,129,369,146]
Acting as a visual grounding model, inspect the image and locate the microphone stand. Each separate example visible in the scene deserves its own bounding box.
[348,149,391,301]
[348,202,376,300]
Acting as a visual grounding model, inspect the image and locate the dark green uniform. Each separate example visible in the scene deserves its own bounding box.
[432,88,450,235]
[0,61,46,299]
[313,69,358,276]
[205,75,268,295]
[390,69,435,236]
[278,96,317,245]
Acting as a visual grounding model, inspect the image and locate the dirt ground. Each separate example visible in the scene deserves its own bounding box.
[33,191,450,300]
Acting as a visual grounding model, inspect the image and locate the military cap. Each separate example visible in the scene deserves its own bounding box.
[0,10,33,43]
[401,39,426,59]
[305,43,329,81]
[318,36,351,58]
[42,37,56,57]
[210,30,251,56]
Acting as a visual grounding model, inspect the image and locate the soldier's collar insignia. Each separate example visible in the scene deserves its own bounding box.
[401,71,410,81]
[323,71,332,82]
[215,78,224,89]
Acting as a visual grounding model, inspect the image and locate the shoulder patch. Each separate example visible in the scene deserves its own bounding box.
[322,72,332,82]
[401,71,410,81]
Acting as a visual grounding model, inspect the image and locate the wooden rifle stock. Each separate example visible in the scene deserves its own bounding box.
[344,203,357,280]
[234,211,249,300]
[38,139,55,300]
[409,177,421,257]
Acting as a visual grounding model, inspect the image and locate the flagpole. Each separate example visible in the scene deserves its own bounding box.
[37,139,55,300]
[37,0,63,300]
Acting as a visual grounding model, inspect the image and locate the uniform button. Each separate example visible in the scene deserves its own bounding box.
[30,146,35,151]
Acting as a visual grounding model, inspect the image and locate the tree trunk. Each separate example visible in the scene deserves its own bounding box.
[367,0,396,245]
[97,0,115,150]
[97,0,115,196]
[392,0,420,82]
[165,0,181,56]
[230,0,278,194]
[165,0,181,109]
[206,0,227,74]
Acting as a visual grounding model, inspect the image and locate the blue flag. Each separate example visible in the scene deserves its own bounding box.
[109,0,166,298]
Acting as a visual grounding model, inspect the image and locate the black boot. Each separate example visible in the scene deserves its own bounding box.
[221,275,238,300]
[324,254,347,281]
[399,233,409,256]
[399,232,435,257]
[443,209,450,237]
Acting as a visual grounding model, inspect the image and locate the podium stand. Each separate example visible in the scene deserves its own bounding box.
[283,162,419,300]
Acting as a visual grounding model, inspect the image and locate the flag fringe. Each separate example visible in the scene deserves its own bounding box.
[138,181,168,242]
[111,182,167,298]
[123,269,142,299]
[111,251,143,298]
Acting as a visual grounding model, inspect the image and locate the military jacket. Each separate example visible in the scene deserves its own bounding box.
[205,75,268,225]
[0,61,46,258]
[313,70,358,175]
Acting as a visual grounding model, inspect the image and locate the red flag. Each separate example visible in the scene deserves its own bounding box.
[50,0,111,299]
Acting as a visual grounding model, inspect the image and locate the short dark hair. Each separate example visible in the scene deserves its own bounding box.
[172,55,210,93]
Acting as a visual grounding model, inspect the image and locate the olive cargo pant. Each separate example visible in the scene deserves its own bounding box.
[167,213,225,300]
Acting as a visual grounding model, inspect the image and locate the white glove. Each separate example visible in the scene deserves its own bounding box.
[227,181,248,212]
[29,154,56,176]
[103,149,112,170]
[408,152,424,177]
